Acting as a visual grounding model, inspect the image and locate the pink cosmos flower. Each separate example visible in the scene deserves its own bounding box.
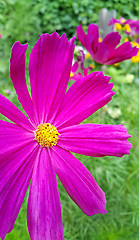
[0,32,132,240]
[76,23,138,65]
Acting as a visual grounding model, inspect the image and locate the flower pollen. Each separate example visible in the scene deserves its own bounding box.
[35,123,60,147]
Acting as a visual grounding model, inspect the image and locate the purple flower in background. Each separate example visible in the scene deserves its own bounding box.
[109,18,139,37]
[0,32,132,240]
[70,64,91,81]
[109,17,130,34]
[70,46,93,81]
[75,46,85,70]
[110,17,126,24]
[109,17,126,28]
[77,23,138,65]
[124,19,139,36]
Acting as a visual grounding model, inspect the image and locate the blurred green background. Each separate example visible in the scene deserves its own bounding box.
[0,0,139,240]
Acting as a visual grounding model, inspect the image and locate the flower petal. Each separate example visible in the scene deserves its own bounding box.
[50,146,107,216]
[108,18,120,25]
[76,24,99,57]
[93,32,121,64]
[29,32,75,123]
[93,41,109,64]
[71,62,79,73]
[105,42,138,65]
[58,124,132,157]
[0,120,34,157]
[102,32,121,50]
[10,42,37,126]
[0,142,38,240]
[0,94,34,130]
[27,147,64,240]
[53,72,114,128]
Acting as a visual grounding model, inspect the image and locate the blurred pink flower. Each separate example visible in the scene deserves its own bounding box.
[70,62,93,81]
[124,19,139,36]
[109,18,139,37]
[70,47,93,81]
[109,17,126,26]
[0,32,132,240]
[77,23,138,65]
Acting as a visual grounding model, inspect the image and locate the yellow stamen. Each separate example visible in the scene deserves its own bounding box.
[124,37,129,42]
[115,23,122,30]
[85,52,91,59]
[131,42,139,63]
[123,24,131,32]
[35,123,60,147]
[131,51,139,63]
[99,37,102,42]
[89,64,95,68]
[70,72,74,77]
[131,42,139,48]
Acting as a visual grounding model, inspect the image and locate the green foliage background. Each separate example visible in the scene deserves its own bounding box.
[0,0,139,240]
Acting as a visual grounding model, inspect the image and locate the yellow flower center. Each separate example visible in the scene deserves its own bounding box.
[88,63,95,68]
[124,37,129,42]
[85,52,91,59]
[131,42,139,48]
[70,72,74,77]
[131,51,139,63]
[123,24,131,32]
[115,23,122,30]
[34,123,60,147]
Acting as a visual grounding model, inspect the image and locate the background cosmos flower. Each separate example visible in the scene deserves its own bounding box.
[70,47,93,81]
[109,18,139,36]
[0,32,132,240]
[76,23,138,65]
